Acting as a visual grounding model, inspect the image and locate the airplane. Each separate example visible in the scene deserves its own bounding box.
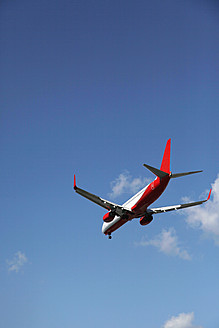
[73,139,211,239]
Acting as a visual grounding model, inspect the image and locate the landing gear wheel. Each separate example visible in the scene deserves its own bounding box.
[108,234,112,239]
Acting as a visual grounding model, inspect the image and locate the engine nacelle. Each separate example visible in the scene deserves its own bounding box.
[139,214,153,226]
[103,211,115,223]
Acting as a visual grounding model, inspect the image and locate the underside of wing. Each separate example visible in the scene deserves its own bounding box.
[148,189,212,215]
[73,175,133,216]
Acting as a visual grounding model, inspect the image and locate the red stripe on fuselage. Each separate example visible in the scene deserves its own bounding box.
[131,175,170,215]
[104,218,128,235]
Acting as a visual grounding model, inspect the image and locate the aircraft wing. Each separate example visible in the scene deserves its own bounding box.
[148,189,212,215]
[73,175,133,216]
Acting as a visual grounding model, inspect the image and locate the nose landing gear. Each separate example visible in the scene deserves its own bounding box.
[108,234,112,240]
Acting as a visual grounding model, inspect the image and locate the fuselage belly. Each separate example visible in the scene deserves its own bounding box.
[102,175,170,235]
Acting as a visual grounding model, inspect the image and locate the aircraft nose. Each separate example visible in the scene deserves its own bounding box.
[102,222,107,234]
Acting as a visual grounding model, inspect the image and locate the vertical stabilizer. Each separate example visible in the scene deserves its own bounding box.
[160,139,171,174]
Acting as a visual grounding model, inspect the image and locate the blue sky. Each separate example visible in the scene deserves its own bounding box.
[0,0,219,327]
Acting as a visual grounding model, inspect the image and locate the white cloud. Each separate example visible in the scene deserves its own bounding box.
[162,312,203,328]
[7,251,28,273]
[109,171,150,199]
[136,228,191,260]
[183,174,219,245]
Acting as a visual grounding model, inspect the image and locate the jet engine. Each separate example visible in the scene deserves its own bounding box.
[103,211,115,223]
[139,214,153,226]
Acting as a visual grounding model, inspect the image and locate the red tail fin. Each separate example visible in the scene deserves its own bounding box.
[160,139,171,174]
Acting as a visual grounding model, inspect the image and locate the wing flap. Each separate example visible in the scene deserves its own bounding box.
[148,189,212,214]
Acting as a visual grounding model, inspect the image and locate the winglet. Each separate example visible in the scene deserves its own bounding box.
[73,174,77,190]
[207,189,212,201]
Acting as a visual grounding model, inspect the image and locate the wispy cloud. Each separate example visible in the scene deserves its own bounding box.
[109,171,150,199]
[136,228,191,260]
[7,251,28,273]
[162,312,203,328]
[183,174,219,245]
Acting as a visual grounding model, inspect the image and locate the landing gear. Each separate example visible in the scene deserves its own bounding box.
[108,234,112,240]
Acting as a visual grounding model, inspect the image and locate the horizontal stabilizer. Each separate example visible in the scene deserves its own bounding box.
[171,170,203,178]
[143,164,169,178]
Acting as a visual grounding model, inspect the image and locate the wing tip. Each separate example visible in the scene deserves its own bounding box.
[73,174,77,190]
[207,188,212,201]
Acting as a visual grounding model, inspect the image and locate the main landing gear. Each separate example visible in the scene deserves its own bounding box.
[108,234,112,240]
